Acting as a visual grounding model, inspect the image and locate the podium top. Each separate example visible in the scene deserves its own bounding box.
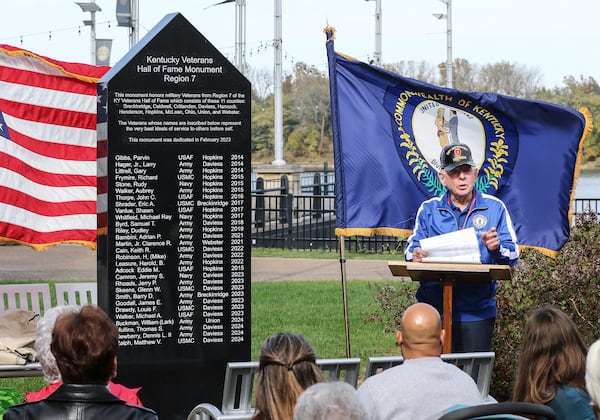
[388,261,512,282]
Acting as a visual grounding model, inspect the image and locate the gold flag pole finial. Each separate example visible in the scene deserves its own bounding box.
[324,24,336,42]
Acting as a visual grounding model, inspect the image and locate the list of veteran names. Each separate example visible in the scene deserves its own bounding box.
[112,151,247,348]
[113,154,170,347]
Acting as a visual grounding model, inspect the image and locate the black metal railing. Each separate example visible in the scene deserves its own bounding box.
[251,174,599,251]
[574,198,599,215]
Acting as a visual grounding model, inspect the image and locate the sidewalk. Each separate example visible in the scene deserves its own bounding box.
[0,244,398,282]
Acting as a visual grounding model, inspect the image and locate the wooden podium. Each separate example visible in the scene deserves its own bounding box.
[388,261,512,353]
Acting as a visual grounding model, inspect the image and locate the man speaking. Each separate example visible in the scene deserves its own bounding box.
[405,143,519,353]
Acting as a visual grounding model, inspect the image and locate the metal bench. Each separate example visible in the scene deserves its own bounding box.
[187,358,362,420]
[365,352,495,399]
[0,282,97,378]
[315,357,361,387]
[54,282,97,305]
[0,283,52,315]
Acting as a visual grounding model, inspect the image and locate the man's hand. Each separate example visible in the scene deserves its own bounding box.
[412,247,428,262]
[481,227,500,251]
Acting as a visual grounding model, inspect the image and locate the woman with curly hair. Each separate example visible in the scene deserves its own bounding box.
[252,332,324,420]
[512,306,594,419]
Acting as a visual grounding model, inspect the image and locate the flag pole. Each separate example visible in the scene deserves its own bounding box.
[338,236,351,357]
[326,27,350,357]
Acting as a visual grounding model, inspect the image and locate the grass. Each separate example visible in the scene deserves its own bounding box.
[0,377,45,403]
[252,247,404,260]
[1,279,414,399]
[251,280,405,361]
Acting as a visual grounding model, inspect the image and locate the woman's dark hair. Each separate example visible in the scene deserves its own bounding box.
[51,304,118,384]
[513,306,588,404]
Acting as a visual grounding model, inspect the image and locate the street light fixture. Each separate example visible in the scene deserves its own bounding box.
[76,1,102,65]
[365,0,382,66]
[205,0,247,75]
[272,0,285,165]
[433,0,452,88]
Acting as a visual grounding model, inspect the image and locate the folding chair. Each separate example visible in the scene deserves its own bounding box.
[365,352,495,399]
[316,358,361,387]
[187,361,258,420]
[438,401,555,420]
[187,358,362,419]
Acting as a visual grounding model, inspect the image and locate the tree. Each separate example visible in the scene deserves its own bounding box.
[251,95,274,160]
[384,60,437,84]
[248,58,598,168]
[288,63,332,158]
[450,58,479,92]
[477,61,542,98]
[537,75,600,165]
[247,67,273,99]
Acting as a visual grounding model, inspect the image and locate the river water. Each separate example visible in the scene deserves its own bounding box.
[272,169,599,199]
[577,171,600,199]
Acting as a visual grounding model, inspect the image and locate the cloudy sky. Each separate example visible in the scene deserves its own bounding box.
[1,0,598,88]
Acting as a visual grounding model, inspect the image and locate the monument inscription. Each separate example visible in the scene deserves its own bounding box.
[98,13,250,419]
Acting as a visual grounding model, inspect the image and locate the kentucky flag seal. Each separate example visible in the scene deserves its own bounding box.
[325,28,592,256]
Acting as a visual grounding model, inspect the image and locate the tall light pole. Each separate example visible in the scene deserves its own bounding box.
[433,0,452,88]
[272,0,285,165]
[205,0,247,75]
[76,1,102,65]
[235,0,247,74]
[129,0,139,49]
[365,0,382,66]
[116,0,139,49]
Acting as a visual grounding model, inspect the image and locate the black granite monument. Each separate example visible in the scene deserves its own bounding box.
[97,13,251,419]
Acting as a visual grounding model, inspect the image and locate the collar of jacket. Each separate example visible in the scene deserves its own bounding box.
[45,384,123,403]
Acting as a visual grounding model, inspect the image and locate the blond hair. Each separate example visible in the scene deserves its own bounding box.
[254,333,324,420]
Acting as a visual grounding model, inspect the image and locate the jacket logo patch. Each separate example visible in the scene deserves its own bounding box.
[472,214,488,229]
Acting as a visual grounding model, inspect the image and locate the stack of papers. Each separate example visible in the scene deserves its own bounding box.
[420,227,481,264]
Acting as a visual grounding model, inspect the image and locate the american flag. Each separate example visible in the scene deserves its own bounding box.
[0,45,109,250]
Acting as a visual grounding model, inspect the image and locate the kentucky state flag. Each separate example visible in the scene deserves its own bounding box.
[325,29,592,256]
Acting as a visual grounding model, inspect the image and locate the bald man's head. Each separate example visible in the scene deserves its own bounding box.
[396,303,444,359]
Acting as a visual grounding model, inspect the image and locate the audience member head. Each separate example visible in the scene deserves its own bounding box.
[396,302,444,359]
[51,304,118,385]
[586,339,600,419]
[293,381,365,420]
[255,332,324,420]
[513,306,588,404]
[34,305,81,383]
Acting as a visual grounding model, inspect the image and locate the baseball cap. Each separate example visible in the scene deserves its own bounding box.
[440,143,476,172]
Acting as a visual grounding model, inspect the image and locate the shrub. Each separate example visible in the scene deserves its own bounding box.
[364,211,600,401]
[494,211,600,400]
[363,282,418,334]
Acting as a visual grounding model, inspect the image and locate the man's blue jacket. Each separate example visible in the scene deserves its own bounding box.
[405,190,519,322]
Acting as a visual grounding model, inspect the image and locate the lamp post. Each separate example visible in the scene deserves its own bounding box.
[205,0,247,75]
[235,0,247,74]
[76,1,102,65]
[433,0,452,88]
[365,0,382,66]
[116,0,138,49]
[272,0,285,165]
[129,0,139,49]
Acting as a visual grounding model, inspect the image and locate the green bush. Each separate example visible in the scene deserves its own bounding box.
[494,211,600,400]
[0,388,21,416]
[364,211,600,401]
[363,282,417,334]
